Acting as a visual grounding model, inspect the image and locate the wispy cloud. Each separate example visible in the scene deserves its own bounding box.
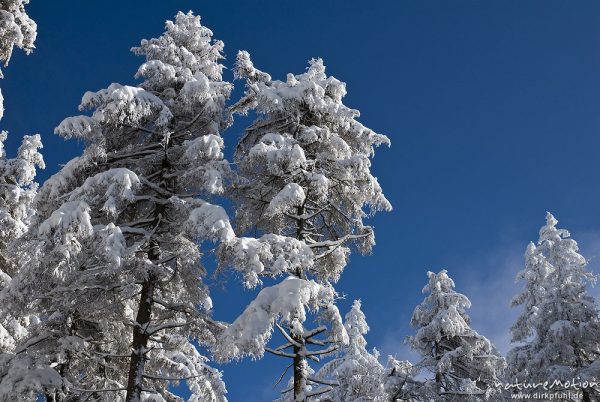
[459,248,522,355]
[377,325,421,364]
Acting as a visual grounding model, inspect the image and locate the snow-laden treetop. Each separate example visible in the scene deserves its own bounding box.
[133,11,226,89]
[54,11,231,151]
[410,270,506,400]
[228,51,392,284]
[411,270,473,347]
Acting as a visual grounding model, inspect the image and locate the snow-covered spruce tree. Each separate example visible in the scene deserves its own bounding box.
[509,241,550,346]
[215,52,391,401]
[0,132,43,292]
[0,133,51,400]
[507,213,600,402]
[409,270,505,401]
[0,4,48,397]
[0,0,39,278]
[4,12,232,401]
[0,132,44,349]
[312,300,385,401]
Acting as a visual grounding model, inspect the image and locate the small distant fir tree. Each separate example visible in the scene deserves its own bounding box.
[409,270,506,401]
[508,213,600,402]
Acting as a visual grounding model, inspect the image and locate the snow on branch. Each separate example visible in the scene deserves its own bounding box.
[80,83,173,128]
[54,116,101,141]
[218,234,314,288]
[133,11,227,84]
[215,277,335,362]
[0,0,36,73]
[0,132,44,187]
[180,134,229,194]
[0,353,61,399]
[37,200,93,242]
[186,202,235,243]
[182,134,224,164]
[67,168,141,216]
[265,183,306,217]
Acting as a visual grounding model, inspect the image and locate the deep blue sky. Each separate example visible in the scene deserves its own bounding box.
[4,1,600,400]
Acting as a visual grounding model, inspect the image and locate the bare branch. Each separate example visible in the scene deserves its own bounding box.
[266,347,296,359]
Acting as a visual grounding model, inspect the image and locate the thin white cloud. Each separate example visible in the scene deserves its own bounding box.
[459,248,523,356]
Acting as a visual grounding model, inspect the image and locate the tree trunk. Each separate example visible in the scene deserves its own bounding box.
[293,206,308,402]
[125,276,155,402]
[293,336,306,402]
[125,161,165,401]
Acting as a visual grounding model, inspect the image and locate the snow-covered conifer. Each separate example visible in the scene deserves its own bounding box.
[312,300,385,402]
[0,131,43,282]
[507,213,600,402]
[0,132,46,400]
[3,12,232,401]
[215,52,391,401]
[0,3,48,396]
[509,241,550,344]
[409,270,505,401]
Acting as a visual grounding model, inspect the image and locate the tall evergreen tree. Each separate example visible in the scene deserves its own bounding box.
[507,213,600,402]
[0,131,43,350]
[0,132,43,286]
[0,132,50,400]
[0,4,45,395]
[409,270,505,401]
[509,241,550,345]
[3,12,233,401]
[215,52,391,401]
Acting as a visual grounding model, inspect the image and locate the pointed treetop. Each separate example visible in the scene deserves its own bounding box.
[525,241,536,255]
[345,299,369,337]
[344,299,371,353]
[412,269,472,332]
[132,11,227,90]
[424,270,462,300]
[539,211,570,245]
[545,211,557,226]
